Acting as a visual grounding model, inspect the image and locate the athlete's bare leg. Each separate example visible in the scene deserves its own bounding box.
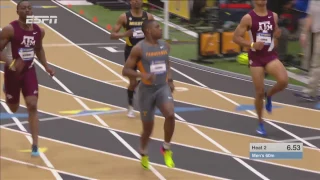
[24,96,39,148]
[158,102,175,148]
[140,120,153,153]
[250,66,268,135]
[265,59,288,97]
[127,77,138,118]
[157,101,175,168]
[6,103,19,113]
[250,66,265,123]
[128,77,138,94]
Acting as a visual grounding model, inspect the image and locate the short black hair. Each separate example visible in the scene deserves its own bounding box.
[17,0,28,10]
[142,20,156,34]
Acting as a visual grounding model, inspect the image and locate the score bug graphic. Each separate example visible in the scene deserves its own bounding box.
[249,143,303,160]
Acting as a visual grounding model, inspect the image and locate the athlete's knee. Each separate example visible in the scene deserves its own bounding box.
[7,103,19,113]
[142,126,153,137]
[255,88,265,99]
[128,78,137,90]
[25,96,38,111]
[164,110,175,121]
[141,120,154,137]
[277,76,288,89]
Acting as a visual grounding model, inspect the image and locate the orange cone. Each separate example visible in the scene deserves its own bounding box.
[79,9,84,15]
[93,16,98,23]
[67,4,72,8]
[106,24,112,30]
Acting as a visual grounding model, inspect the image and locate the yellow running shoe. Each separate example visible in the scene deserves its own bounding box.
[141,155,149,169]
[161,148,175,168]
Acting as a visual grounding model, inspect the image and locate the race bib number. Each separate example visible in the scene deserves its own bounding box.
[256,33,272,45]
[150,61,166,74]
[133,27,145,39]
[18,48,34,61]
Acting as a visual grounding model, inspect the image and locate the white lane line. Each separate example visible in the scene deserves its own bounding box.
[85,53,270,180]
[2,104,320,175]
[0,156,97,180]
[33,59,166,180]
[281,136,320,143]
[0,102,63,180]
[43,42,124,47]
[42,63,320,131]
[171,67,318,148]
[1,126,231,180]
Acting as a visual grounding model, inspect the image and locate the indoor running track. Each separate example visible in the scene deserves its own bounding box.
[0,1,319,180]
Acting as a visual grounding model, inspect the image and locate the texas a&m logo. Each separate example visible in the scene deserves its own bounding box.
[21,35,36,47]
[258,21,273,33]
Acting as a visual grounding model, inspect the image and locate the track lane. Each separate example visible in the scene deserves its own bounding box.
[1,0,318,179]
[47,0,319,109]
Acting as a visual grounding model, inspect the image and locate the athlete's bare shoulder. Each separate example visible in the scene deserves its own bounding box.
[240,14,252,29]
[119,12,127,19]
[134,41,143,51]
[39,27,45,32]
[242,14,252,24]
[0,25,14,50]
[271,11,277,16]
[233,14,252,42]
[40,27,45,35]
[118,12,127,25]
[0,25,14,40]
[271,12,279,22]
[125,43,142,67]
[1,25,14,35]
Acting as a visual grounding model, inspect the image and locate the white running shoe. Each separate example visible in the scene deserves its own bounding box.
[127,106,135,118]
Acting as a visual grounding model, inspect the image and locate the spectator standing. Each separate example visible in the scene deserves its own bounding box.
[293,0,310,71]
[294,0,320,101]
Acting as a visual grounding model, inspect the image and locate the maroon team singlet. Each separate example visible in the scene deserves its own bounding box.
[247,10,278,67]
[4,20,41,104]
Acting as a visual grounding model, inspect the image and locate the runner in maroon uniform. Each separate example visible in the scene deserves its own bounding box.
[233,0,288,136]
[0,0,54,156]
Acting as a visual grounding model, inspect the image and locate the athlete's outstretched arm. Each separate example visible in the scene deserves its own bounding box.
[35,28,55,76]
[0,26,13,65]
[233,14,252,47]
[122,45,143,78]
[110,13,132,40]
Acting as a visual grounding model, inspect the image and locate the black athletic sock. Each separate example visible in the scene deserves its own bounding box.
[127,89,134,106]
